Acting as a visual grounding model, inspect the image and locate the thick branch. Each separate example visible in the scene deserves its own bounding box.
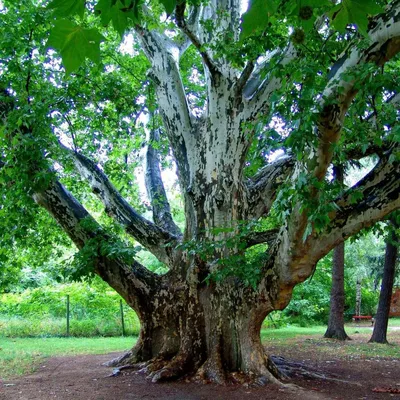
[268,152,398,309]
[245,155,295,219]
[235,61,255,97]
[33,179,159,309]
[135,26,194,189]
[33,179,92,249]
[63,146,179,266]
[175,1,217,75]
[313,1,400,182]
[243,45,297,120]
[145,128,182,237]
[285,2,400,251]
[319,154,400,250]
[245,228,280,248]
[199,0,242,42]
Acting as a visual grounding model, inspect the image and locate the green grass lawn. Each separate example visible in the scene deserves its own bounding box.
[0,336,136,379]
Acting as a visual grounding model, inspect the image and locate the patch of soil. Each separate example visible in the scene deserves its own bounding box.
[1,334,400,400]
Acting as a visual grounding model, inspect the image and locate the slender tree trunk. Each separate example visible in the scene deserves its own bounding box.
[355,278,362,316]
[324,165,350,340]
[369,219,399,344]
[324,241,350,340]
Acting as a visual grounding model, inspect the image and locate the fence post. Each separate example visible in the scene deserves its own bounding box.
[66,295,70,337]
[120,299,125,336]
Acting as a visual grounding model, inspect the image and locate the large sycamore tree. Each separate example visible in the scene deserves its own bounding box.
[1,0,400,384]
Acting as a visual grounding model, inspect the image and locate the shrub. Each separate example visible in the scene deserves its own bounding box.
[0,278,141,337]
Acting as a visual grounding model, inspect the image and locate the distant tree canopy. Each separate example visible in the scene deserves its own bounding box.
[0,0,399,384]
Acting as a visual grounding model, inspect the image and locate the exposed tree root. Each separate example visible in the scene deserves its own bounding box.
[147,353,194,383]
[106,350,358,391]
[103,351,133,367]
[195,353,226,384]
[269,356,361,386]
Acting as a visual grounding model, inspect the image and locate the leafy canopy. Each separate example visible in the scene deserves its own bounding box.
[241,0,385,39]
[44,0,389,74]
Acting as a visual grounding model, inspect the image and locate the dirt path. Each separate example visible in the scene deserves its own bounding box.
[1,346,399,400]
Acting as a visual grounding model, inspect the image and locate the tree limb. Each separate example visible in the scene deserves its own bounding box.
[32,178,160,309]
[243,45,297,120]
[322,152,400,248]
[235,61,255,97]
[245,155,295,219]
[134,26,194,189]
[284,2,400,252]
[313,1,400,182]
[145,128,182,237]
[245,228,280,248]
[265,151,399,309]
[175,1,218,75]
[61,145,180,266]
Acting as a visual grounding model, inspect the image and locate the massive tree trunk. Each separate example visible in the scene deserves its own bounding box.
[369,218,399,344]
[2,0,399,386]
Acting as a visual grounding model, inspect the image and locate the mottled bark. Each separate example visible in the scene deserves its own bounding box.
[369,219,399,344]
[61,146,179,266]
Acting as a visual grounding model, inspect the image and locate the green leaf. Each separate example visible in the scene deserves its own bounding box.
[47,20,105,74]
[159,0,176,15]
[95,0,114,26]
[47,0,86,19]
[240,0,279,40]
[95,0,138,37]
[328,4,349,33]
[329,0,384,37]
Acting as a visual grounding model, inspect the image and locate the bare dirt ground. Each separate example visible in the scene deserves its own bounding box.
[1,329,400,400]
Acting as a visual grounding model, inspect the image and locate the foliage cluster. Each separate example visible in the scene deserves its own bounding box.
[0,278,140,337]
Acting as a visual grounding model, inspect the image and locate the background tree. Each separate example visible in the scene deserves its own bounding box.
[324,165,350,340]
[369,215,399,343]
[1,0,399,385]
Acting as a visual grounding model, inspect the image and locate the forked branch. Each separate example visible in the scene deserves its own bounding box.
[175,1,218,75]
[62,146,180,266]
